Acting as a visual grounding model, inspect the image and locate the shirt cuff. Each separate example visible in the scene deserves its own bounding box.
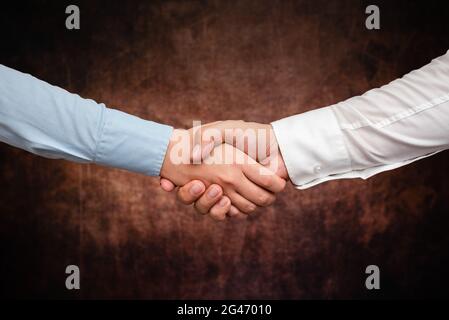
[94,107,173,176]
[271,106,351,189]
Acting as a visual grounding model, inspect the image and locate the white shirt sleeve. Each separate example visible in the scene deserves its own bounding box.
[271,50,449,189]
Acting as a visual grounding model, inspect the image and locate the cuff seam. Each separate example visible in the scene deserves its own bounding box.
[151,128,172,176]
[271,123,298,185]
[329,103,352,172]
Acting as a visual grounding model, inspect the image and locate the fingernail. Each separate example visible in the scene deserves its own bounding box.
[208,186,220,198]
[219,197,229,207]
[190,183,204,195]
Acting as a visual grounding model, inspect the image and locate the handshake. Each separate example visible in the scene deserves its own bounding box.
[159,120,289,221]
[1,56,443,223]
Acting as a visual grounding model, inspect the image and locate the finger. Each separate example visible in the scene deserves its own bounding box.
[191,121,223,163]
[192,121,237,163]
[241,162,286,193]
[260,147,289,180]
[176,180,206,205]
[235,175,276,207]
[209,196,231,221]
[192,140,215,164]
[195,121,250,162]
[194,184,224,214]
[227,205,247,219]
[160,178,176,192]
[201,120,235,148]
[201,121,273,160]
[228,191,257,214]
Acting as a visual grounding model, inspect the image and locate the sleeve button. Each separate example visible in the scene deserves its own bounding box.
[313,165,322,174]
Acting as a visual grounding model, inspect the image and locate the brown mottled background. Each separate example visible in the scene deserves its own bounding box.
[0,0,449,299]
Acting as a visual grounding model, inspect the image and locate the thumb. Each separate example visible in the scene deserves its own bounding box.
[191,121,225,163]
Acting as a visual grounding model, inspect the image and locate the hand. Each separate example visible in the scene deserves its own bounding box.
[161,151,287,219]
[160,122,289,219]
[160,129,286,219]
[160,180,243,220]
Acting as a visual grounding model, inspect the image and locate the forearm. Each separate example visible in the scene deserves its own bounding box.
[0,64,172,175]
[272,50,449,189]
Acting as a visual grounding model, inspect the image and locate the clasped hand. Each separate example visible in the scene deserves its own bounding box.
[159,120,288,220]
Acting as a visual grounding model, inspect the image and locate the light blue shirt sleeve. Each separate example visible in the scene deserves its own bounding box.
[0,64,173,176]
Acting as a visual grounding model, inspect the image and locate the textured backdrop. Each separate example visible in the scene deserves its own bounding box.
[0,0,449,299]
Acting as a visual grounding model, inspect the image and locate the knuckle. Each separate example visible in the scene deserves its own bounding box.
[177,194,193,205]
[194,202,208,215]
[227,204,242,217]
[260,176,274,189]
[228,208,239,217]
[278,178,287,192]
[258,193,275,207]
[219,171,239,185]
[218,173,232,185]
[242,203,257,214]
[177,187,195,205]
[256,193,269,206]
[210,210,226,221]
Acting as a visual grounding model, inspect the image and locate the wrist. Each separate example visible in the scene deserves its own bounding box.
[160,128,191,184]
